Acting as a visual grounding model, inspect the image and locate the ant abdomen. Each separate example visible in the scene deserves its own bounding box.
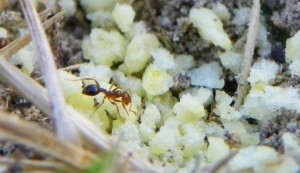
[82,84,100,96]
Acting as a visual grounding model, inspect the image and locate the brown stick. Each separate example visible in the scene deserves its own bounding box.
[19,0,78,142]
[0,111,93,170]
[234,0,261,110]
[0,8,64,59]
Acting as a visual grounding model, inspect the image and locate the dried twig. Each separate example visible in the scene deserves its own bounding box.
[35,63,87,81]
[0,157,71,172]
[0,111,93,171]
[144,0,157,25]
[0,55,51,115]
[19,0,78,142]
[234,0,260,109]
[0,158,79,173]
[0,8,64,59]
[60,62,87,71]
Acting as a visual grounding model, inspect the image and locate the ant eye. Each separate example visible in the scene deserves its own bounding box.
[82,84,99,96]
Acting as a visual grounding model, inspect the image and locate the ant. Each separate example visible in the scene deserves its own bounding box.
[76,78,136,117]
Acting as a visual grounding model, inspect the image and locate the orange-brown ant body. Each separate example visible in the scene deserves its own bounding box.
[78,78,136,117]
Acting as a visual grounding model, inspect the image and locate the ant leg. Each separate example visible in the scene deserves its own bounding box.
[83,78,101,91]
[124,89,136,115]
[77,80,86,88]
[108,82,115,91]
[89,98,99,119]
[113,97,130,116]
[69,78,101,91]
[128,103,137,115]
[111,99,132,117]
[121,103,130,116]
[89,96,106,119]
[93,98,99,107]
[109,99,122,118]
[108,81,123,92]
[93,97,106,111]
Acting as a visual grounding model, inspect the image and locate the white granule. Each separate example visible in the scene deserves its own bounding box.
[190,62,224,89]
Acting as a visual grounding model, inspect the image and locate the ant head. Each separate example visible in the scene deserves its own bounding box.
[122,91,132,105]
[82,84,100,96]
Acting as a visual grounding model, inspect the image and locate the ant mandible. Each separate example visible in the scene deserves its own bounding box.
[77,78,136,117]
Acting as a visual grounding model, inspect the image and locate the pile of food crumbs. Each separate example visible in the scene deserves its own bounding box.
[2,0,300,172]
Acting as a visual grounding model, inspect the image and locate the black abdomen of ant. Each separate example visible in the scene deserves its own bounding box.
[82,84,100,96]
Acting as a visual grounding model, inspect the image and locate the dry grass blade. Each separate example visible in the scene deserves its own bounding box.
[19,0,78,142]
[234,0,260,109]
[38,7,60,21]
[0,55,51,115]
[60,62,87,71]
[0,9,65,59]
[0,157,77,173]
[0,111,94,171]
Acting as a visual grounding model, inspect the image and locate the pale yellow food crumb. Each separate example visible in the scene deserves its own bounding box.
[79,63,113,84]
[112,70,145,97]
[189,7,232,50]
[275,156,300,173]
[205,137,229,163]
[190,62,224,89]
[227,146,278,172]
[181,122,206,157]
[241,85,299,121]
[125,21,148,39]
[151,48,176,70]
[285,30,300,63]
[282,132,300,153]
[142,64,174,97]
[112,3,135,33]
[82,28,127,66]
[150,118,180,155]
[9,43,38,75]
[212,2,231,21]
[173,93,206,122]
[289,58,300,77]
[214,90,241,121]
[248,59,279,85]
[218,50,243,74]
[59,0,77,16]
[120,33,160,74]
[140,104,161,128]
